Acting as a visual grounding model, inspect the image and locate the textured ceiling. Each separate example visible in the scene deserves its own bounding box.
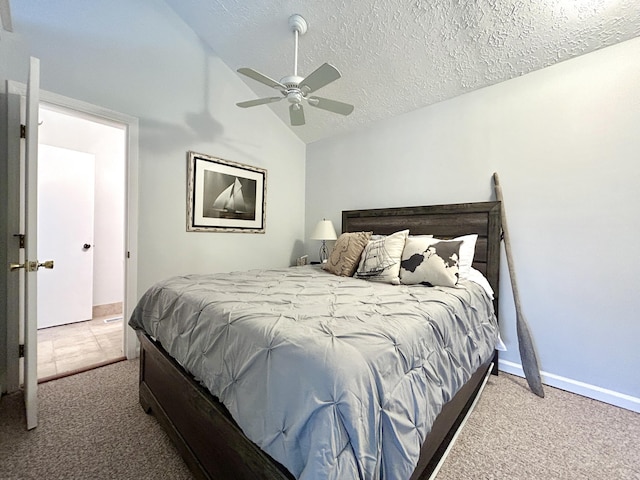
[165,0,640,144]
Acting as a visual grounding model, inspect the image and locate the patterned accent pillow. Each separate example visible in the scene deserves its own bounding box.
[355,230,409,285]
[323,231,372,276]
[399,237,463,287]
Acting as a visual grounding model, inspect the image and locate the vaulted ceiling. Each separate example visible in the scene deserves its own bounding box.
[167,1,640,144]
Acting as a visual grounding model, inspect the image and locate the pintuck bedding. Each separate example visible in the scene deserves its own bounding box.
[129,265,499,480]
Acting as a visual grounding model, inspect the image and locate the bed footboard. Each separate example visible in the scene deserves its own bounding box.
[411,357,494,479]
[138,331,294,480]
[138,330,493,480]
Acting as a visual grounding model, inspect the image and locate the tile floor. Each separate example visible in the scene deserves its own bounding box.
[37,315,124,380]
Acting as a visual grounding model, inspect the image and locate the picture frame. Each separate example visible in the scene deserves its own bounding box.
[187,151,266,233]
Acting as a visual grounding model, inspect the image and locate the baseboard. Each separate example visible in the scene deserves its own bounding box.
[92,301,123,319]
[498,360,640,413]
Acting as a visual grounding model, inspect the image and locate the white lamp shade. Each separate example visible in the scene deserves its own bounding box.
[311,219,337,240]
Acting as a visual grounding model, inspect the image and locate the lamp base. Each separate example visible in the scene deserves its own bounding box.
[319,241,329,263]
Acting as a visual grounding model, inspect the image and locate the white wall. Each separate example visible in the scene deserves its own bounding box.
[38,106,126,308]
[307,38,640,405]
[1,0,306,297]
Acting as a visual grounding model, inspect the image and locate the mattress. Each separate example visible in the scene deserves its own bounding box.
[129,265,498,480]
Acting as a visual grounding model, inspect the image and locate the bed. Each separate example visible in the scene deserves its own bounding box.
[131,201,501,480]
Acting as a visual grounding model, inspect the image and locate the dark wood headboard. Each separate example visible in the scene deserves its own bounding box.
[342,202,502,308]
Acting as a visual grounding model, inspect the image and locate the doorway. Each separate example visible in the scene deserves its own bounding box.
[5,81,139,398]
[35,104,127,381]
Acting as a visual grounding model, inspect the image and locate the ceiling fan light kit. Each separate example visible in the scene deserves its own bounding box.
[236,14,354,126]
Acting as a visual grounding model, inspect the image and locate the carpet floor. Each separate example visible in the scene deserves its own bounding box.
[1,359,638,479]
[0,360,192,480]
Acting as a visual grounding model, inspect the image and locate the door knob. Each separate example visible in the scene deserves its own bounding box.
[83,243,91,250]
[9,260,54,271]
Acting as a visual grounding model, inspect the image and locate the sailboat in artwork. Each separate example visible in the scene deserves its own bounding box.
[213,177,246,214]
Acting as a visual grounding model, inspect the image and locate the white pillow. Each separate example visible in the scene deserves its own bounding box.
[452,234,477,279]
[355,229,409,285]
[466,267,494,299]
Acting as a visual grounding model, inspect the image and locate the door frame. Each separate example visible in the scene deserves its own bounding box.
[5,82,139,391]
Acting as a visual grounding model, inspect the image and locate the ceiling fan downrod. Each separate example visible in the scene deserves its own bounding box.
[282,14,307,88]
[289,14,307,78]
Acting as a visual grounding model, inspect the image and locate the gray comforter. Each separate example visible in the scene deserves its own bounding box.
[129,266,498,480]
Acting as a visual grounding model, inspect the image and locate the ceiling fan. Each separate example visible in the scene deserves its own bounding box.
[236,14,354,126]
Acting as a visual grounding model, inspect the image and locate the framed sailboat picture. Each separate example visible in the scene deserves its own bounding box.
[187,151,266,233]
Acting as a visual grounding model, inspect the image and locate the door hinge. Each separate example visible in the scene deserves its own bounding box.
[19,344,25,358]
[127,251,130,259]
[20,124,26,139]
[14,233,25,249]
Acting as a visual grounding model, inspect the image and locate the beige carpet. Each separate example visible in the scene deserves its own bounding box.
[437,373,640,479]
[1,360,638,479]
[0,360,192,480]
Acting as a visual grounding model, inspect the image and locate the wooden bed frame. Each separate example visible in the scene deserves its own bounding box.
[137,201,501,480]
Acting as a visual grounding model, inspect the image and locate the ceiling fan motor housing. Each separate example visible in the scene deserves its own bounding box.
[280,75,304,88]
[280,75,306,104]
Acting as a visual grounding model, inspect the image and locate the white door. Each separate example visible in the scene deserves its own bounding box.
[23,57,45,430]
[37,145,95,328]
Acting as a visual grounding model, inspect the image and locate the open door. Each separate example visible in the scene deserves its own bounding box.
[8,57,52,429]
[23,56,43,429]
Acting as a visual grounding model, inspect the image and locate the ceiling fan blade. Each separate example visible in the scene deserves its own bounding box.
[289,104,305,126]
[237,68,286,90]
[0,0,13,32]
[236,97,283,108]
[299,63,341,94]
[307,96,354,116]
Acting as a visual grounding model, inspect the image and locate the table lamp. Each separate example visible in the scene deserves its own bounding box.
[310,219,337,263]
